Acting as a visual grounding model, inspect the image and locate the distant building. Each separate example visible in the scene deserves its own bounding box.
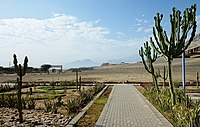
[49,65,63,73]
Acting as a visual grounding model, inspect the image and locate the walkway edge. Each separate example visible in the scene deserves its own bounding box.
[132,86,173,127]
[67,85,108,127]
[95,85,116,127]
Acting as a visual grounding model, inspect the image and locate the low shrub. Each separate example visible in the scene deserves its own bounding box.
[0,84,17,92]
[27,98,37,109]
[44,99,58,113]
[6,94,17,108]
[65,98,81,115]
[143,86,200,126]
[172,102,200,127]
[65,84,105,115]
[44,99,53,112]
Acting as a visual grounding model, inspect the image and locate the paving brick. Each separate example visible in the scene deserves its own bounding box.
[96,85,173,127]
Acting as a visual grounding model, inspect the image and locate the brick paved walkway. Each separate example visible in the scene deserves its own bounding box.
[96,85,173,127]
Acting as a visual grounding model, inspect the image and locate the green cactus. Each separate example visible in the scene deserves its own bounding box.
[139,41,159,92]
[156,65,168,87]
[150,4,196,105]
[13,54,28,123]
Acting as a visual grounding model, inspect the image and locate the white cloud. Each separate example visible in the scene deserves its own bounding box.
[134,16,152,34]
[135,18,143,23]
[117,32,124,35]
[144,28,152,33]
[136,27,143,32]
[0,14,144,68]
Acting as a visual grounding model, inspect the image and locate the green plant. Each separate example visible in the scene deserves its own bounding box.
[150,4,197,105]
[173,81,181,88]
[13,54,28,123]
[6,94,17,108]
[139,41,159,92]
[65,84,105,115]
[43,99,58,113]
[0,84,16,92]
[0,94,5,107]
[143,86,200,126]
[156,65,168,87]
[65,98,81,115]
[56,96,63,107]
[172,103,200,127]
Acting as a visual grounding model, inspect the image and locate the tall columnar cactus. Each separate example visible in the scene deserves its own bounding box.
[13,54,28,123]
[150,4,196,105]
[139,41,159,92]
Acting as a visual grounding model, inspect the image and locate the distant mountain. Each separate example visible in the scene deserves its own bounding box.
[65,59,99,69]
[187,33,200,50]
[107,54,140,64]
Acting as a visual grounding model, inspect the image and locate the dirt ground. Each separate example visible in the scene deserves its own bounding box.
[0,58,200,83]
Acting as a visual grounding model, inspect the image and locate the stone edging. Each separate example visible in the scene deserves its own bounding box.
[133,86,173,127]
[95,85,116,127]
[66,85,109,127]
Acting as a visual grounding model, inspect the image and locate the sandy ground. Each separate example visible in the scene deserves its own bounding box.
[0,58,200,83]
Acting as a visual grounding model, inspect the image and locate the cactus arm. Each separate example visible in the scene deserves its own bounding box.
[164,65,168,80]
[155,69,161,78]
[13,54,20,75]
[150,37,162,55]
[152,49,157,62]
[153,14,169,57]
[139,47,152,74]
[23,56,28,76]
[183,21,196,51]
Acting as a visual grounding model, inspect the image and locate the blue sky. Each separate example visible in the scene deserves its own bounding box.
[0,0,199,68]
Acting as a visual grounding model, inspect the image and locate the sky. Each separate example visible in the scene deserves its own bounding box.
[0,0,199,68]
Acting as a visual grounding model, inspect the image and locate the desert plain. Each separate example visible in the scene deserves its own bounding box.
[0,57,200,83]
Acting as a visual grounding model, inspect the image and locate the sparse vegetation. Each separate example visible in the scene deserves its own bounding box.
[143,86,200,126]
[65,84,105,116]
